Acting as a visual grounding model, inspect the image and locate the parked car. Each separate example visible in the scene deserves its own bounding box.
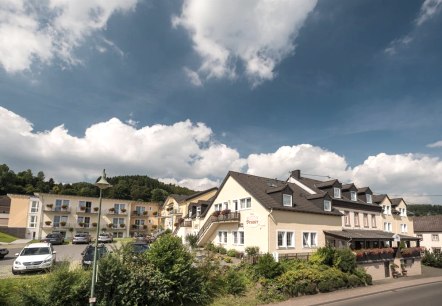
[98,232,113,243]
[128,241,149,254]
[81,244,108,269]
[72,233,92,244]
[0,248,9,259]
[40,233,64,245]
[12,242,56,274]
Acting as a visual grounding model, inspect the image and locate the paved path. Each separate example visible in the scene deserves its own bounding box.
[270,266,442,306]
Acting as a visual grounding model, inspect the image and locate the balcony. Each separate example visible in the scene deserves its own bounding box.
[76,207,99,214]
[43,221,72,229]
[44,205,71,213]
[130,224,148,231]
[132,211,149,218]
[76,223,97,230]
[106,223,126,230]
[165,208,182,216]
[106,209,128,215]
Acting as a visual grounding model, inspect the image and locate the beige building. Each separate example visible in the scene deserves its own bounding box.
[129,201,160,236]
[414,215,442,253]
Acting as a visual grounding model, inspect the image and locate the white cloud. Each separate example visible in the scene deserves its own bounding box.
[384,35,413,55]
[183,67,203,86]
[427,140,442,148]
[173,0,317,86]
[2,106,442,203]
[0,0,137,73]
[416,0,442,25]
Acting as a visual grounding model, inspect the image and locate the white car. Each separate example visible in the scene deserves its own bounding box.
[12,242,56,275]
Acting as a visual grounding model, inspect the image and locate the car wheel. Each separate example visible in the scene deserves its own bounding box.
[12,269,18,275]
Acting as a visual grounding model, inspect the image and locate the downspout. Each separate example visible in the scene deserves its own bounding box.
[268,208,274,253]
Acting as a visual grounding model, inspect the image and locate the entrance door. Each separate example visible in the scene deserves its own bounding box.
[384,261,390,278]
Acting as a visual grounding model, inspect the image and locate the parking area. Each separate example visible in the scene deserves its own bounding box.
[0,242,118,278]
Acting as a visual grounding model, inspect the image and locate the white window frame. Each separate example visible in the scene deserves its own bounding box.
[217,231,228,244]
[344,211,350,226]
[196,206,201,217]
[114,203,125,214]
[30,201,39,213]
[214,203,222,211]
[283,194,292,207]
[371,214,376,228]
[432,234,439,241]
[232,231,244,245]
[28,215,37,228]
[277,230,295,248]
[401,224,408,233]
[333,188,341,199]
[302,232,318,248]
[223,202,229,210]
[239,198,251,210]
[323,200,331,212]
[366,194,372,204]
[354,212,360,227]
[232,200,238,211]
[350,191,357,201]
[363,213,368,227]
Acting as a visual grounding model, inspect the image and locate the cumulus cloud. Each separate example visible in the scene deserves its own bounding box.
[173,0,317,86]
[0,0,137,73]
[427,140,442,148]
[2,106,442,202]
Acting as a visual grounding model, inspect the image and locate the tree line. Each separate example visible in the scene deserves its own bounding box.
[407,204,442,216]
[0,164,194,202]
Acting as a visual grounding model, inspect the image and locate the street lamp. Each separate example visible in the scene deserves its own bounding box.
[90,169,111,306]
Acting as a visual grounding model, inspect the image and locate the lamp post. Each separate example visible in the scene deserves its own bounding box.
[89,169,111,306]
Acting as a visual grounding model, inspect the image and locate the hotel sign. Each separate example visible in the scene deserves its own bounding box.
[246,214,259,227]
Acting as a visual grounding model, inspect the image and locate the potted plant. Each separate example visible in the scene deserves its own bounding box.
[93,207,99,212]
[108,223,114,228]
[133,210,138,215]
[61,204,68,210]
[102,228,107,232]
[109,207,115,213]
[121,208,127,213]
[45,220,52,226]
[174,222,179,227]
[80,206,86,211]
[153,211,158,216]
[221,209,231,216]
[68,227,74,233]
[46,204,53,209]
[152,225,158,230]
[143,211,148,215]
[60,221,66,227]
[119,223,125,228]
[78,222,85,227]
[132,224,138,229]
[143,225,148,230]
[92,222,97,227]
[212,211,221,217]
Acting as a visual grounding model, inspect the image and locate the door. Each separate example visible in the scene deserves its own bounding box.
[384,261,390,278]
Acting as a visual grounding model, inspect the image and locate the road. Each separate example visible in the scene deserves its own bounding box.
[323,282,442,306]
[0,242,118,277]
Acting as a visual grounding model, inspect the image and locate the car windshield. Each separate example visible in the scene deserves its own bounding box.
[131,244,149,253]
[46,234,58,238]
[75,234,87,237]
[21,247,51,256]
[83,247,107,260]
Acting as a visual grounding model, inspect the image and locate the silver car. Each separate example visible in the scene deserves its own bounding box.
[98,233,113,243]
[72,233,92,244]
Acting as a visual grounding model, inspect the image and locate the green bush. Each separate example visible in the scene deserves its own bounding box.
[257,279,286,303]
[245,246,260,256]
[227,249,238,257]
[224,256,232,263]
[276,268,320,297]
[333,248,356,273]
[204,242,216,252]
[223,268,247,296]
[347,274,363,287]
[185,233,198,249]
[353,267,372,285]
[217,246,227,254]
[254,253,284,279]
[309,246,336,266]
[422,250,442,268]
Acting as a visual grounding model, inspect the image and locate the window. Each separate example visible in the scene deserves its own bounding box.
[233,231,244,245]
[214,203,222,211]
[55,199,70,211]
[416,234,422,240]
[196,206,201,217]
[354,212,360,227]
[277,231,295,248]
[114,203,125,214]
[384,222,392,232]
[233,200,238,211]
[363,213,368,227]
[401,224,408,233]
[333,188,341,198]
[400,208,407,217]
[29,215,37,228]
[283,194,292,207]
[30,201,39,213]
[135,219,145,227]
[303,232,317,248]
[433,248,441,254]
[350,191,357,201]
[344,211,350,226]
[79,201,92,212]
[366,194,372,204]
[383,205,391,215]
[135,206,146,215]
[432,234,439,241]
[324,200,331,212]
[77,216,90,227]
[218,231,228,244]
[240,198,251,209]
[371,214,376,228]
[113,217,125,228]
[54,215,68,227]
[223,202,229,210]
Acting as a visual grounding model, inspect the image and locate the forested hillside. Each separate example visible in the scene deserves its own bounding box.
[0,164,195,202]
[408,204,442,216]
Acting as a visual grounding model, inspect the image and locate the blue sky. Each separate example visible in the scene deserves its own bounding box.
[1,0,442,204]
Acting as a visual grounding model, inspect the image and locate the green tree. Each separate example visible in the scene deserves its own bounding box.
[151,188,169,202]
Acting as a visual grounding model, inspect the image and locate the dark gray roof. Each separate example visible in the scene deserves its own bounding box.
[413,215,442,232]
[203,171,342,217]
[342,183,356,191]
[324,229,419,241]
[372,194,388,204]
[169,194,190,202]
[315,179,339,188]
[357,187,372,194]
[183,187,218,201]
[390,198,404,207]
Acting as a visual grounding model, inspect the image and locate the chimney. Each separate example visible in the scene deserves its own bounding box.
[290,170,301,179]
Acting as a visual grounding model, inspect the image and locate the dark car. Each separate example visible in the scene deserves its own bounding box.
[41,233,64,245]
[0,248,9,259]
[128,241,149,254]
[81,244,108,268]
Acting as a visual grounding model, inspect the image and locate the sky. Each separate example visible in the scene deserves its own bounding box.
[1,0,442,204]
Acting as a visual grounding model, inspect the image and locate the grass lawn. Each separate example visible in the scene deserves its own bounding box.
[0,232,18,243]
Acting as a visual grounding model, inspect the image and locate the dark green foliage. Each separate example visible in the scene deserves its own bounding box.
[245,246,259,256]
[227,249,238,257]
[223,268,247,296]
[185,233,198,249]
[333,248,356,273]
[408,204,442,216]
[254,253,284,279]
[422,250,442,268]
[256,279,286,303]
[347,274,364,287]
[216,246,227,254]
[309,246,336,266]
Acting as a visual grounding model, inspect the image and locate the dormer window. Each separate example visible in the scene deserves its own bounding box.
[324,200,331,211]
[350,191,357,201]
[283,194,292,207]
[366,194,372,204]
[333,188,341,199]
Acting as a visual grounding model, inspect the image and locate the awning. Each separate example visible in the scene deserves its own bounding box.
[324,229,420,241]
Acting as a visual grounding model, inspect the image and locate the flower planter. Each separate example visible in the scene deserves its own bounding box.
[80,206,86,211]
[45,221,52,226]
[92,222,97,227]
[93,207,99,212]
[143,211,148,215]
[119,224,125,228]
[60,221,66,227]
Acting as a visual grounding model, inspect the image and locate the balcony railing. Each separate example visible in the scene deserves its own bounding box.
[44,206,71,213]
[106,209,128,215]
[76,207,99,214]
[107,224,126,230]
[132,211,149,217]
[130,224,148,231]
[43,222,72,228]
[76,223,97,229]
[197,212,240,242]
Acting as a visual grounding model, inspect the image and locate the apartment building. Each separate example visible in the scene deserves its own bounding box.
[414,215,442,253]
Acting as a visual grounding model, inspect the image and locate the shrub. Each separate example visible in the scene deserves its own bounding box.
[347,274,363,287]
[217,246,227,254]
[333,248,356,273]
[224,257,232,263]
[223,268,247,296]
[245,246,259,256]
[276,268,320,297]
[309,246,336,266]
[227,249,238,257]
[353,267,372,285]
[255,253,284,279]
[185,233,198,249]
[257,279,286,303]
[204,242,216,252]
